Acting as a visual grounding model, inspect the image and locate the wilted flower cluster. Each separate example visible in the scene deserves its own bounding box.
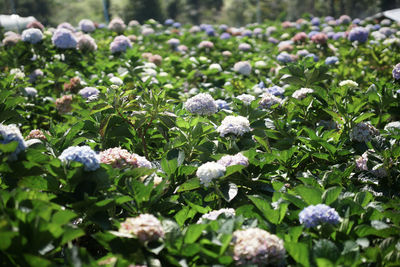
[77,34,97,51]
[217,153,249,167]
[350,122,379,142]
[196,162,226,187]
[59,146,100,171]
[110,35,132,53]
[197,208,236,223]
[0,124,27,161]
[26,129,47,141]
[217,116,251,137]
[52,28,77,49]
[56,95,73,114]
[118,214,164,242]
[299,204,340,228]
[292,88,314,100]
[232,228,286,266]
[184,93,217,115]
[21,28,43,44]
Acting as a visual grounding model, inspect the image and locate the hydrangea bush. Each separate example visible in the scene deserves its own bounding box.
[1,14,400,266]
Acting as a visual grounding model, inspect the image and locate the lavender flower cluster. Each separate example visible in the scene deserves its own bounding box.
[299,204,340,228]
[110,35,132,54]
[217,153,249,167]
[52,29,77,49]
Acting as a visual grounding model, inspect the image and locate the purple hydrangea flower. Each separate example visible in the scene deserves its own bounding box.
[52,28,77,49]
[393,63,400,80]
[79,19,96,33]
[348,27,369,43]
[266,85,285,97]
[172,22,181,28]
[311,17,320,26]
[332,32,345,40]
[325,56,339,65]
[184,93,217,115]
[220,32,231,40]
[164,19,174,26]
[78,87,100,100]
[58,145,100,171]
[299,204,340,228]
[305,53,319,62]
[277,52,293,63]
[110,35,132,54]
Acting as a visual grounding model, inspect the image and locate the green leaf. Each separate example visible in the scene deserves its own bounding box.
[322,187,342,205]
[184,224,207,244]
[177,178,200,192]
[61,228,85,245]
[294,185,322,205]
[285,241,310,267]
[354,113,375,123]
[248,195,279,224]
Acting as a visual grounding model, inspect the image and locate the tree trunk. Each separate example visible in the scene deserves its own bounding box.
[330,0,335,17]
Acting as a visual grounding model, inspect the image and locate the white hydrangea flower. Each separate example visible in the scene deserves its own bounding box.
[259,93,282,108]
[232,228,286,266]
[118,214,164,242]
[10,68,25,79]
[236,94,255,105]
[197,208,236,223]
[234,61,252,75]
[292,88,314,100]
[109,76,123,85]
[217,116,251,137]
[24,87,38,97]
[255,61,267,68]
[209,63,222,72]
[196,162,226,187]
[217,153,249,167]
[184,93,217,116]
[384,121,400,132]
[339,80,358,87]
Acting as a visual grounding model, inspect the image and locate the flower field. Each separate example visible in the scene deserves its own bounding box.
[1,15,400,266]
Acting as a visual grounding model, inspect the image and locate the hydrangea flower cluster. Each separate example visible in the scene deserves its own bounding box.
[108,18,126,33]
[259,93,283,108]
[78,87,100,100]
[59,146,100,171]
[236,94,255,105]
[23,87,38,97]
[348,27,369,43]
[196,162,226,187]
[392,63,400,80]
[292,88,314,100]
[299,204,340,228]
[198,41,214,49]
[110,35,132,54]
[234,61,252,75]
[184,93,217,115]
[21,28,43,44]
[2,32,21,46]
[118,214,164,242]
[350,122,379,142]
[325,56,339,65]
[215,99,230,110]
[29,69,44,83]
[26,129,47,141]
[77,35,97,51]
[217,116,251,137]
[52,29,77,49]
[339,80,358,87]
[384,121,400,132]
[56,95,73,114]
[276,52,293,63]
[217,153,249,167]
[79,19,96,33]
[356,152,368,171]
[197,208,236,223]
[99,147,139,168]
[232,228,286,266]
[0,124,27,161]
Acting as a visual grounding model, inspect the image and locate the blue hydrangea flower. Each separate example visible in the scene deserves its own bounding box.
[311,17,320,26]
[52,28,77,49]
[266,85,285,97]
[172,22,181,28]
[348,27,369,43]
[332,32,345,40]
[299,204,340,228]
[215,99,230,110]
[59,146,100,171]
[277,52,293,63]
[325,56,339,65]
[305,53,319,62]
[0,124,27,161]
[220,32,231,40]
[164,19,174,26]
